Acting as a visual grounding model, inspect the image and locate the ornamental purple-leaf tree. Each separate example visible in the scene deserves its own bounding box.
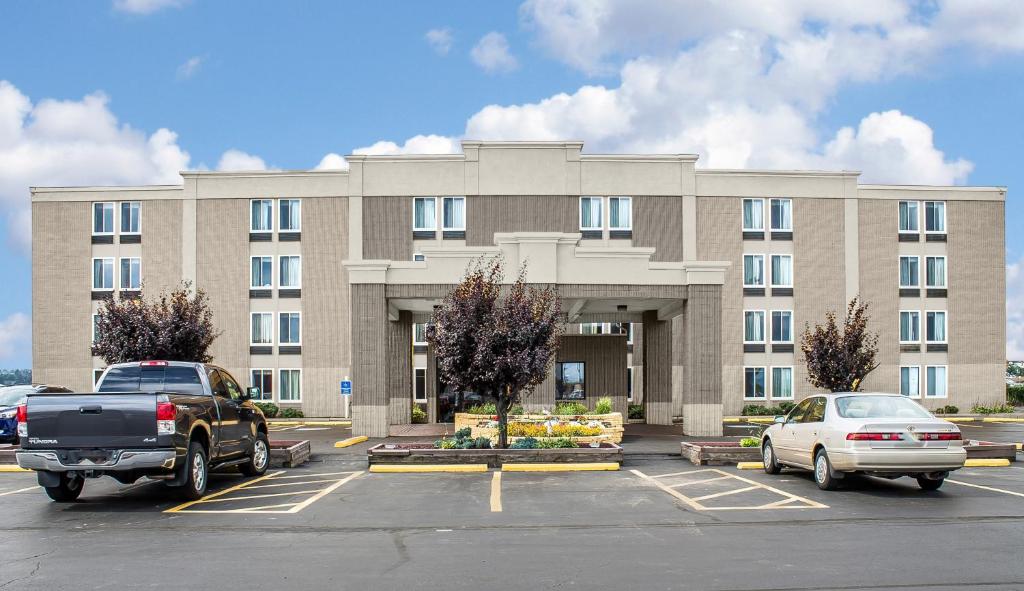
[427,257,562,448]
[800,297,879,392]
[92,282,221,364]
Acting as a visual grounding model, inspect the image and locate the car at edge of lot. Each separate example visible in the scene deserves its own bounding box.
[0,384,73,444]
[760,392,966,491]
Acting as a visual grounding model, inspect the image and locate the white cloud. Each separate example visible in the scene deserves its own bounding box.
[470,32,519,73]
[216,149,267,172]
[315,153,349,171]
[0,313,29,362]
[425,28,454,56]
[1009,255,1024,361]
[113,0,187,15]
[353,134,461,156]
[176,56,204,80]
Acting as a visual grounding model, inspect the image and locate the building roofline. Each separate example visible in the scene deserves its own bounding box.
[31,184,183,194]
[697,169,861,178]
[858,183,1007,192]
[179,169,349,178]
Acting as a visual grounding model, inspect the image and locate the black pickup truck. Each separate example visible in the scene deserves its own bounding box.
[16,361,270,502]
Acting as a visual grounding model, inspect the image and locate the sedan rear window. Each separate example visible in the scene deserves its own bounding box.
[835,396,932,419]
[98,366,205,395]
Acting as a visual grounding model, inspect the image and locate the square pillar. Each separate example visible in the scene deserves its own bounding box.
[682,284,723,436]
[387,310,413,426]
[643,310,673,425]
[351,283,389,437]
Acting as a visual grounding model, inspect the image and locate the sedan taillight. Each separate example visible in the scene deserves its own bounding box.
[915,432,962,441]
[847,432,903,441]
[156,401,176,436]
[16,404,27,438]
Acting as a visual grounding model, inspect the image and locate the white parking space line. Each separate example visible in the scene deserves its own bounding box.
[165,470,363,514]
[692,485,760,502]
[946,479,1024,498]
[0,486,38,497]
[669,475,732,488]
[632,468,828,512]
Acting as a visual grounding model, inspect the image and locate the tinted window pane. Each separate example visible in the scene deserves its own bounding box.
[164,367,205,395]
[97,366,142,392]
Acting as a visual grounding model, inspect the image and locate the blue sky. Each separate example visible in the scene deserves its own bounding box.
[0,0,1023,368]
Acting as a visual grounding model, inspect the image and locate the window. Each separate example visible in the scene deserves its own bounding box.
[413,323,427,346]
[899,201,919,233]
[627,367,633,402]
[744,310,765,343]
[119,258,141,290]
[414,368,427,402]
[251,256,273,288]
[925,201,946,233]
[802,397,827,423]
[250,369,273,401]
[93,368,105,390]
[251,312,273,345]
[743,254,765,287]
[742,198,764,231]
[926,366,947,398]
[770,255,793,287]
[769,198,792,231]
[280,199,301,232]
[279,256,301,288]
[92,258,114,290]
[609,197,632,230]
[626,323,633,344]
[771,367,793,399]
[556,361,585,400]
[413,197,437,231]
[771,311,792,343]
[413,253,425,262]
[92,314,100,345]
[120,202,141,234]
[899,256,920,288]
[580,323,604,335]
[744,367,766,399]
[580,197,603,230]
[442,197,465,230]
[926,311,947,343]
[280,369,302,402]
[251,199,273,232]
[279,312,301,345]
[925,256,946,288]
[900,311,921,343]
[900,366,921,398]
[93,202,114,234]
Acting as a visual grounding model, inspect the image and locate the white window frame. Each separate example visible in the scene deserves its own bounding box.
[279,199,301,233]
[413,197,438,231]
[119,257,142,291]
[413,323,427,346]
[441,196,466,231]
[924,201,946,235]
[250,312,274,346]
[414,367,427,403]
[898,200,920,234]
[925,365,948,399]
[92,257,115,291]
[925,256,947,289]
[92,202,115,236]
[743,366,768,400]
[608,196,632,230]
[278,255,302,289]
[93,368,105,390]
[119,201,141,235]
[743,310,766,344]
[900,365,922,399]
[92,313,100,345]
[413,252,425,262]
[770,366,794,400]
[770,254,793,288]
[250,199,274,233]
[279,368,303,402]
[279,311,302,346]
[579,196,603,231]
[742,198,765,231]
[742,254,766,288]
[769,198,792,232]
[899,310,921,344]
[925,310,947,344]
[899,255,920,288]
[626,323,633,345]
[771,310,793,344]
[250,368,274,401]
[250,256,274,289]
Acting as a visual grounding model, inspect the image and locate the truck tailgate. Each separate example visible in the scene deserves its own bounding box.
[25,393,159,448]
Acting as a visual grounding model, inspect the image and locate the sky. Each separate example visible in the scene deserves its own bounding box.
[0,0,1023,368]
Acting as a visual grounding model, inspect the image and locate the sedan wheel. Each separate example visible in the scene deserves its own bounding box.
[762,441,781,474]
[814,449,840,491]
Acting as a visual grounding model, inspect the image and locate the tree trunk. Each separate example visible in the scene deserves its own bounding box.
[497,386,509,449]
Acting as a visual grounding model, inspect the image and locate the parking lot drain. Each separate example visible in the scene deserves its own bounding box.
[369,464,488,473]
[334,436,369,448]
[501,463,619,472]
[736,462,763,470]
[964,459,1011,467]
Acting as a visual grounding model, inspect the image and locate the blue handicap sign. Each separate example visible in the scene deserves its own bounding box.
[340,380,353,396]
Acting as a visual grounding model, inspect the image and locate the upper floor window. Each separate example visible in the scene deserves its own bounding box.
[926,311,947,343]
[251,199,273,232]
[900,311,920,343]
[251,312,273,345]
[250,369,274,401]
[92,258,114,290]
[742,198,764,231]
[413,323,427,345]
[279,312,301,345]
[769,199,792,231]
[771,310,793,343]
[93,202,115,235]
[280,199,301,232]
[580,197,602,230]
[413,253,425,262]
[413,197,437,231]
[771,367,793,399]
[279,256,301,288]
[770,255,793,288]
[744,367,766,399]
[442,197,465,230]
[120,202,141,234]
[926,366,947,398]
[743,311,765,344]
[251,256,273,288]
[900,366,920,398]
[119,257,141,291]
[925,201,946,233]
[925,256,946,288]
[580,322,604,335]
[92,313,101,345]
[609,197,632,230]
[899,256,919,288]
[899,201,919,233]
[743,254,765,287]
[280,369,302,402]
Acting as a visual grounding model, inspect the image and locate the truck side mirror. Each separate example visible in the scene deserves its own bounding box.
[245,387,260,401]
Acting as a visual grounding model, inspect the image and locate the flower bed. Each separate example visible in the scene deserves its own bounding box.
[367,442,623,468]
[269,440,310,468]
[454,412,624,443]
[680,441,762,466]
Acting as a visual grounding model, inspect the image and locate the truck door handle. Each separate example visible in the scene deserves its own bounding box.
[79,405,102,414]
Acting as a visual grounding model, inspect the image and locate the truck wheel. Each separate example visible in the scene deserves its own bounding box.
[240,432,270,477]
[178,441,208,501]
[44,473,84,502]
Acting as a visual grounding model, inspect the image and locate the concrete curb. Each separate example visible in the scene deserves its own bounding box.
[369,464,488,473]
[0,465,30,473]
[501,462,619,472]
[736,462,763,470]
[964,459,1011,467]
[334,436,368,448]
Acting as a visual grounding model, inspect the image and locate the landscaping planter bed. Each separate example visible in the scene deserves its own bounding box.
[964,440,1017,462]
[681,441,761,466]
[455,412,624,443]
[367,442,623,468]
[270,440,311,468]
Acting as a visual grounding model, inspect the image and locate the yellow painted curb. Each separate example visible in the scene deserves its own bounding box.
[501,462,619,472]
[369,464,488,473]
[736,462,763,470]
[943,417,976,423]
[722,418,740,423]
[982,417,1024,423]
[964,459,1011,467]
[334,436,368,448]
[0,465,31,473]
[269,420,352,426]
[745,417,775,423]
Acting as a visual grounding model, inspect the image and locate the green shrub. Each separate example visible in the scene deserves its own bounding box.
[971,403,1016,414]
[742,403,794,417]
[933,405,959,415]
[280,407,304,419]
[510,437,538,449]
[594,397,613,414]
[553,401,588,415]
[739,437,760,448]
[778,401,796,413]
[411,405,427,424]
[1007,384,1024,406]
[628,404,644,419]
[465,403,497,415]
[474,436,492,449]
[254,402,279,418]
[535,437,578,449]
[434,427,491,449]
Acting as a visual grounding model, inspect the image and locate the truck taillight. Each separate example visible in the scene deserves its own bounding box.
[16,404,27,438]
[847,432,903,441]
[156,402,176,436]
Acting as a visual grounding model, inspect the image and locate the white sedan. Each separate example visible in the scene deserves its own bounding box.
[760,393,966,491]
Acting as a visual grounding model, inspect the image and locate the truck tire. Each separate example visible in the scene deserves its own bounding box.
[240,432,270,477]
[178,441,209,501]
[44,473,84,502]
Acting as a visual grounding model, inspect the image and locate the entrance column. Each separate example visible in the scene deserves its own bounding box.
[642,310,673,425]
[350,283,389,437]
[387,310,413,426]
[682,284,723,436]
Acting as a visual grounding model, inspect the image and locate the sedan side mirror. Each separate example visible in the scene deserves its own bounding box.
[773,415,786,424]
[244,387,260,401]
